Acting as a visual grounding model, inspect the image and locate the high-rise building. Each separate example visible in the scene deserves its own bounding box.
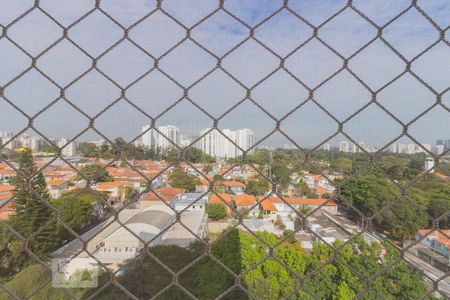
[197,128,254,158]
[436,139,450,151]
[1,138,20,150]
[142,125,155,148]
[30,137,43,150]
[320,143,331,151]
[339,141,349,153]
[0,132,13,139]
[197,129,225,158]
[358,142,365,153]
[158,125,180,149]
[398,143,406,154]
[420,144,431,153]
[58,138,77,157]
[179,135,191,147]
[141,125,180,150]
[406,144,416,154]
[235,128,254,156]
[388,143,397,153]
[435,144,444,155]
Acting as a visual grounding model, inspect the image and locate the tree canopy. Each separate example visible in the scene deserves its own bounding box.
[76,164,112,183]
[1,230,432,300]
[205,203,227,220]
[168,167,201,192]
[166,147,215,164]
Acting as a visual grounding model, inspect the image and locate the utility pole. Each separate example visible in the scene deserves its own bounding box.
[268,149,273,181]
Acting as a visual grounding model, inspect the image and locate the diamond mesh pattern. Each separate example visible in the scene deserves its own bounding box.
[0,0,449,299]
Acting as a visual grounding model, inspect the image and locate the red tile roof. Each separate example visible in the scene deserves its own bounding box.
[260,198,277,212]
[0,192,13,201]
[143,187,185,202]
[314,186,330,195]
[0,199,14,220]
[0,169,16,175]
[47,179,67,187]
[270,196,337,206]
[235,194,256,206]
[222,181,245,188]
[417,230,450,249]
[0,185,16,193]
[209,193,232,205]
[94,181,131,190]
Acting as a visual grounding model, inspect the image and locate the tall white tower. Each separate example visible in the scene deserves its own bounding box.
[424,157,435,173]
[339,141,349,153]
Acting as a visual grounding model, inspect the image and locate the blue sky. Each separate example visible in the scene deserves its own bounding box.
[0,0,449,148]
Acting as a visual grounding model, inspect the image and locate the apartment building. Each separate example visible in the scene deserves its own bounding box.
[197,128,254,158]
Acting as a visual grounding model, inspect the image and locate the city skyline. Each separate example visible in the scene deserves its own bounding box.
[1,127,448,157]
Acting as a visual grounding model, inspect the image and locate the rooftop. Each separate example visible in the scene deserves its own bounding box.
[209,193,233,205]
[235,194,256,206]
[0,185,16,193]
[142,187,186,202]
[173,193,208,206]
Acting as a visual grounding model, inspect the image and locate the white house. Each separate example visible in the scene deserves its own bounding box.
[53,203,208,278]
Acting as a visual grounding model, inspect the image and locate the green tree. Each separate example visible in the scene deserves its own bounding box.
[77,142,98,157]
[0,264,75,300]
[10,149,58,259]
[333,281,355,300]
[330,157,353,173]
[38,144,58,153]
[294,180,310,196]
[97,142,113,159]
[245,177,269,195]
[2,230,432,300]
[271,152,291,193]
[76,164,112,183]
[51,189,106,242]
[166,147,215,164]
[168,167,200,192]
[205,203,227,220]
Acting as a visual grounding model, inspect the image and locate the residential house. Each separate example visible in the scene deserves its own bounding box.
[304,174,335,194]
[416,229,450,272]
[195,178,213,193]
[173,193,208,212]
[235,194,259,218]
[269,196,338,217]
[196,179,245,194]
[0,167,16,184]
[93,182,132,206]
[140,187,185,208]
[209,193,233,214]
[258,196,278,221]
[53,203,208,277]
[0,185,15,220]
[224,181,245,194]
[47,179,68,198]
[209,193,233,205]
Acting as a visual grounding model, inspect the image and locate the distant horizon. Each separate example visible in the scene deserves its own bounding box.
[0,125,446,150]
